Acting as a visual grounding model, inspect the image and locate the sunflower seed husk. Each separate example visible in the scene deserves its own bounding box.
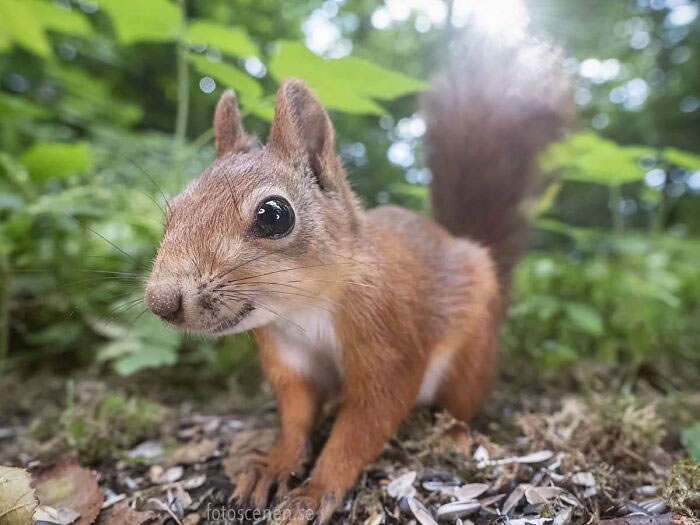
[455,483,489,501]
[552,507,572,525]
[479,493,506,508]
[407,497,438,525]
[502,484,530,515]
[387,471,417,499]
[571,472,595,487]
[436,501,480,520]
[640,498,668,515]
[422,481,459,495]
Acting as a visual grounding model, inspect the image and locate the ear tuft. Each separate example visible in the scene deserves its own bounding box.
[214,90,253,158]
[268,79,338,189]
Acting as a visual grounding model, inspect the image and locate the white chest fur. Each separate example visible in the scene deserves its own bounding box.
[271,309,343,391]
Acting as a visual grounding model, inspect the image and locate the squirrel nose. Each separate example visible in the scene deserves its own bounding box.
[145,284,183,323]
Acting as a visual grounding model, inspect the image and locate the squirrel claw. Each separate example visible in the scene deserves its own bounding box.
[272,486,338,525]
[232,459,293,512]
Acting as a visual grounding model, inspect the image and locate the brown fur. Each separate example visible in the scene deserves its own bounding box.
[144,41,570,524]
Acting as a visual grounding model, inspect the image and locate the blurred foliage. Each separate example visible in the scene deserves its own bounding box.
[0,0,698,393]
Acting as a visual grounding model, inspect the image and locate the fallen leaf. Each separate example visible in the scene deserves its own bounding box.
[33,462,103,525]
[96,502,157,525]
[168,438,217,466]
[0,465,38,525]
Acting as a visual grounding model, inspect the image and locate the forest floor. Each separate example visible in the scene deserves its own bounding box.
[0,365,698,525]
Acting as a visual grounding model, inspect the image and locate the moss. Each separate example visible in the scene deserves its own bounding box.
[663,459,700,518]
[62,393,165,463]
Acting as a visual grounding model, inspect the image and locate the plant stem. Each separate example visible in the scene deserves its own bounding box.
[0,258,10,370]
[174,0,189,147]
[609,185,624,235]
[651,189,667,234]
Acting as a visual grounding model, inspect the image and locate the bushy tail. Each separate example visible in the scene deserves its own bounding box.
[421,38,572,292]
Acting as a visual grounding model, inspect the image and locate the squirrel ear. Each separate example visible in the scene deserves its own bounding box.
[214,90,253,158]
[268,79,339,190]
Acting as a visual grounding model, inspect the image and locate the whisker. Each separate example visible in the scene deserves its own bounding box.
[121,155,171,211]
[58,277,145,290]
[102,298,145,327]
[127,308,150,335]
[218,287,338,307]
[185,253,203,279]
[69,215,138,263]
[80,270,145,277]
[226,262,356,284]
[84,255,151,272]
[218,292,308,336]
[131,186,166,217]
[274,278,376,289]
[219,290,335,313]
[214,162,238,211]
[215,279,311,294]
[213,247,286,283]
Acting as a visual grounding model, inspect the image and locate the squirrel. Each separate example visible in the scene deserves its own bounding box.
[144,37,571,524]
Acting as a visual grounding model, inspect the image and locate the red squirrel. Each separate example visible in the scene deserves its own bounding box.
[144,38,570,524]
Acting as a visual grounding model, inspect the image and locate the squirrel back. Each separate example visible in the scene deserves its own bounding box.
[422,38,572,292]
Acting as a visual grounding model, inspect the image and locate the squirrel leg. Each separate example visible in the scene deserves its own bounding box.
[436,330,499,422]
[232,334,321,510]
[275,355,419,524]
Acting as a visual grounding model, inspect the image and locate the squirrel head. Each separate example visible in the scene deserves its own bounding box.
[144,79,361,335]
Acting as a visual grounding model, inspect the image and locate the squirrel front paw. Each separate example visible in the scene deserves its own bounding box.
[231,455,302,511]
[272,485,339,525]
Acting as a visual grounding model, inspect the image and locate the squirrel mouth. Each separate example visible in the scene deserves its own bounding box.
[211,303,255,333]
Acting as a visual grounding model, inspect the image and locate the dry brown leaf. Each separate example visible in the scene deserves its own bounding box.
[0,465,38,525]
[32,462,103,525]
[96,502,158,525]
[223,428,277,479]
[168,438,217,466]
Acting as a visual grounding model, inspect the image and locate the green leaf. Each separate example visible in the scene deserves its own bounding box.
[26,0,93,37]
[664,148,700,171]
[188,54,262,100]
[681,422,700,461]
[535,218,595,243]
[186,21,258,57]
[0,27,11,52]
[540,132,653,187]
[20,142,93,181]
[269,41,426,115]
[99,0,179,44]
[565,302,604,336]
[113,344,178,376]
[0,93,49,119]
[0,0,52,57]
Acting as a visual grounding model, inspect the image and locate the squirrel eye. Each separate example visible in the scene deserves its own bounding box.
[253,197,295,238]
